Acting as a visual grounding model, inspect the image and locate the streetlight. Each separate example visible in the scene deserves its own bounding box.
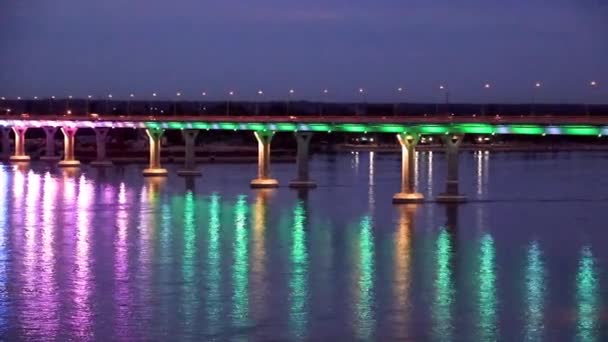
[67,95,73,113]
[150,92,158,115]
[437,85,449,114]
[226,91,234,115]
[587,81,598,115]
[286,89,295,115]
[394,87,405,116]
[128,93,134,115]
[531,82,541,114]
[357,88,365,116]
[199,91,207,115]
[482,83,491,116]
[50,96,55,114]
[86,95,92,114]
[320,89,329,115]
[174,92,182,115]
[256,90,263,115]
[106,94,113,115]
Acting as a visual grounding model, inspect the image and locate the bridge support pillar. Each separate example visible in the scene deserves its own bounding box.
[143,128,168,177]
[177,129,201,177]
[40,127,60,162]
[58,127,80,167]
[250,130,279,188]
[289,132,316,188]
[437,134,467,203]
[91,128,113,167]
[393,133,423,204]
[9,126,30,163]
[1,127,11,160]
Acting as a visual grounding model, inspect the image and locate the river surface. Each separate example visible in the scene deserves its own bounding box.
[0,151,607,341]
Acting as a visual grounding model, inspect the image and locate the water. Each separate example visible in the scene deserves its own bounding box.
[1,151,608,341]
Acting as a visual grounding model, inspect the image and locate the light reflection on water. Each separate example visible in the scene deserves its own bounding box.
[0,152,606,340]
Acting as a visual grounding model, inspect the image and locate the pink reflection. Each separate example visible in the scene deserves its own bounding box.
[71,175,94,339]
[114,182,133,340]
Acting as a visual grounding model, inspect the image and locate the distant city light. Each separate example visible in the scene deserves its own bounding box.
[229,91,234,96]
[17,97,21,100]
[439,85,445,90]
[258,90,263,95]
[289,89,295,94]
[202,92,207,96]
[51,96,55,99]
[67,110,72,115]
[535,82,541,88]
[152,92,157,97]
[359,88,364,93]
[68,95,73,99]
[34,96,38,100]
[176,92,181,96]
[484,83,491,89]
[108,94,113,98]
[88,95,92,99]
[398,87,403,92]
[130,94,134,98]
[323,89,328,94]
[590,81,597,87]
[0,97,4,100]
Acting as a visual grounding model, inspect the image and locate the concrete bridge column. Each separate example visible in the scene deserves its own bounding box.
[1,127,11,160]
[393,133,423,204]
[40,127,60,162]
[250,130,279,188]
[58,127,80,167]
[437,135,467,203]
[10,126,30,162]
[91,128,113,167]
[143,128,168,177]
[177,129,201,177]
[289,132,316,188]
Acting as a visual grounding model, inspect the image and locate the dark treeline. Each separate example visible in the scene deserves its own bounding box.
[2,98,608,116]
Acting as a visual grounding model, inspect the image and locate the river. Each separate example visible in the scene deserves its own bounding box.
[0,151,606,341]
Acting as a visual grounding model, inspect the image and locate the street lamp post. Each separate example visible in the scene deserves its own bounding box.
[357,88,365,116]
[256,90,263,115]
[394,87,404,116]
[128,93,134,115]
[287,89,295,115]
[438,85,449,114]
[531,82,541,115]
[106,94,113,115]
[67,95,73,114]
[50,96,55,114]
[320,89,328,115]
[86,95,92,114]
[151,93,157,115]
[587,81,598,116]
[174,92,181,115]
[226,91,234,115]
[199,91,207,115]
[482,83,491,116]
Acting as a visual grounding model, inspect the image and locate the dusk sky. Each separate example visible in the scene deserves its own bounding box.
[1,0,606,103]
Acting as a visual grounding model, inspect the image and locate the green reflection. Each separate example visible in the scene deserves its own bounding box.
[289,201,309,340]
[577,246,598,342]
[356,216,375,340]
[207,193,222,332]
[182,190,196,333]
[433,229,454,342]
[477,234,497,341]
[524,241,545,341]
[232,195,249,328]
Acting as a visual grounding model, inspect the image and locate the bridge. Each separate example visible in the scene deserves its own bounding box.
[1,114,607,204]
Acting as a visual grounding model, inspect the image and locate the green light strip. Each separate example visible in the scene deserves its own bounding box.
[140,121,607,136]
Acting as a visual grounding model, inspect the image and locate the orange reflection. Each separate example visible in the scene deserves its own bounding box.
[251,189,273,322]
[393,204,417,339]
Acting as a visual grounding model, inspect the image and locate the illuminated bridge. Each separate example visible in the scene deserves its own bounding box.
[1,114,607,203]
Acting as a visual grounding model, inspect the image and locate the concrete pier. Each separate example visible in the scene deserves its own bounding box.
[143,128,168,177]
[58,127,80,167]
[177,129,201,177]
[437,135,467,203]
[91,128,113,167]
[250,130,279,188]
[40,127,60,162]
[392,133,424,204]
[289,132,316,188]
[9,127,30,163]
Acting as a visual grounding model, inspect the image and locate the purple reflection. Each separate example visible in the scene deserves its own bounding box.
[70,175,94,339]
[114,183,133,341]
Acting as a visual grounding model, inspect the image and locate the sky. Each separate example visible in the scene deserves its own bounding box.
[0,0,607,103]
